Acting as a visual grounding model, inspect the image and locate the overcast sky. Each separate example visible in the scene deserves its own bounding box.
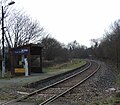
[15,0,120,47]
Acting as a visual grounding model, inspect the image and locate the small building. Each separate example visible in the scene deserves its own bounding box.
[9,44,43,76]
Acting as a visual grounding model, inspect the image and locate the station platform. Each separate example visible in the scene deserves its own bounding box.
[0,67,81,88]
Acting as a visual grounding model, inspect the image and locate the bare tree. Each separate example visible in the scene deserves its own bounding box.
[0,0,45,48]
[41,36,62,60]
[67,40,88,59]
[5,11,45,48]
[91,19,120,68]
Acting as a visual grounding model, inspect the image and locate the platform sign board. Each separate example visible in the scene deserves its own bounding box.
[14,49,28,54]
[15,68,25,73]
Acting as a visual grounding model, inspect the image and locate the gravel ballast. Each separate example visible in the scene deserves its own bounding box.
[50,61,118,105]
[0,60,118,105]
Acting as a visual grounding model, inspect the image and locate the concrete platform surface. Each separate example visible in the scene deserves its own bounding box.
[0,68,78,88]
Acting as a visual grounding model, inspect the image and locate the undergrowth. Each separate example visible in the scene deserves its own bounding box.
[43,59,86,73]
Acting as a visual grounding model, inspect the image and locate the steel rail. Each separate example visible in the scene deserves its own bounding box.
[1,61,92,105]
[39,61,100,105]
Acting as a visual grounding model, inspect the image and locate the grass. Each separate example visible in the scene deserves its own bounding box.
[43,59,86,73]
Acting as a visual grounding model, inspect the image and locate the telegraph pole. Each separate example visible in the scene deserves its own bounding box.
[1,6,5,78]
[1,1,15,78]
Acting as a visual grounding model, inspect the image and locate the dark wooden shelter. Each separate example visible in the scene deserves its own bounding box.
[9,44,43,76]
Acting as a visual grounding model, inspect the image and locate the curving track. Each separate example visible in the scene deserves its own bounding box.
[1,60,100,105]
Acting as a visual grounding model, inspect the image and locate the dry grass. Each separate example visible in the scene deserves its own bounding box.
[43,59,86,73]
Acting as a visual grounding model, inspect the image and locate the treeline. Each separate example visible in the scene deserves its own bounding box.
[90,19,120,65]
[41,36,88,66]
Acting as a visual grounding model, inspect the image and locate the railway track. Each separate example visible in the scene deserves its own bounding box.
[1,60,100,105]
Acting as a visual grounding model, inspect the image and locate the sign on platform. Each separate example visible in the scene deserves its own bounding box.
[14,49,28,54]
[15,68,25,73]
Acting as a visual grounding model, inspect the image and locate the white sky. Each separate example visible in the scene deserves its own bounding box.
[14,0,120,47]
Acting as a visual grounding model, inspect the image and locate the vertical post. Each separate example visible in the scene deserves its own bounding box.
[1,6,5,78]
